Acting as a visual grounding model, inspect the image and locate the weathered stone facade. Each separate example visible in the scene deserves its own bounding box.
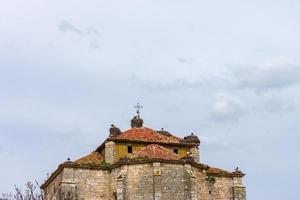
[43,161,245,200]
[105,141,116,164]
[42,116,246,200]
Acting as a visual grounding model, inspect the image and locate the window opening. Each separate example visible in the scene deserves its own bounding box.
[128,146,133,153]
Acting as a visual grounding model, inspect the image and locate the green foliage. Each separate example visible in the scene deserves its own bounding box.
[100,159,110,167]
[206,175,216,184]
[84,161,98,168]
[131,156,149,161]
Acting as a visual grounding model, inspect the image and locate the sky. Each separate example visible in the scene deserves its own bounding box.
[0,0,300,199]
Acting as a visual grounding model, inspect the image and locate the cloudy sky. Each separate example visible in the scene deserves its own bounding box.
[1,0,300,199]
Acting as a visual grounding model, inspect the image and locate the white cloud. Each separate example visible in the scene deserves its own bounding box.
[210,93,247,121]
[89,39,101,50]
[58,20,101,49]
[263,95,296,113]
[132,77,207,92]
[176,57,195,63]
[232,61,300,92]
[58,20,83,35]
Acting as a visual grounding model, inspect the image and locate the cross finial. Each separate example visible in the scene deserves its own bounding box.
[134,102,143,116]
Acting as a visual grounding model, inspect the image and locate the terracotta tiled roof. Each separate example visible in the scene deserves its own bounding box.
[131,144,181,160]
[74,151,104,166]
[207,166,231,175]
[114,127,182,144]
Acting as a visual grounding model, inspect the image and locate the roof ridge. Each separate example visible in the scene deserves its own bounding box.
[114,127,183,144]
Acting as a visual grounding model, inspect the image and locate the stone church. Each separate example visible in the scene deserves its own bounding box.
[41,113,246,200]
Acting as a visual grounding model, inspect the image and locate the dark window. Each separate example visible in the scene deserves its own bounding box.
[174,149,178,154]
[209,191,212,195]
[128,146,133,153]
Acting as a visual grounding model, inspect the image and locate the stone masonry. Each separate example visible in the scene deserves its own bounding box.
[43,161,245,200]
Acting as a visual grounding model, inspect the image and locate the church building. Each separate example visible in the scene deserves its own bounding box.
[41,111,246,200]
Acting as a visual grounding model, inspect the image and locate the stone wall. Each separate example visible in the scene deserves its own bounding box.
[125,163,154,200]
[44,162,245,200]
[192,166,246,200]
[232,177,246,200]
[189,146,200,162]
[44,167,111,200]
[110,162,206,200]
[211,177,234,200]
[44,170,63,200]
[69,168,111,200]
[160,163,187,200]
[105,141,116,164]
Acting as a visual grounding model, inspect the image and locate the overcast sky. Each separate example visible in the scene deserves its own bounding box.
[1,0,300,199]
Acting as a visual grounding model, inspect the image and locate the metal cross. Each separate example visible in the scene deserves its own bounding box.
[134,102,143,115]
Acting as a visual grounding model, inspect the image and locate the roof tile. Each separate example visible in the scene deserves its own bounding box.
[74,151,104,166]
[115,127,182,144]
[207,167,231,175]
[131,144,181,160]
